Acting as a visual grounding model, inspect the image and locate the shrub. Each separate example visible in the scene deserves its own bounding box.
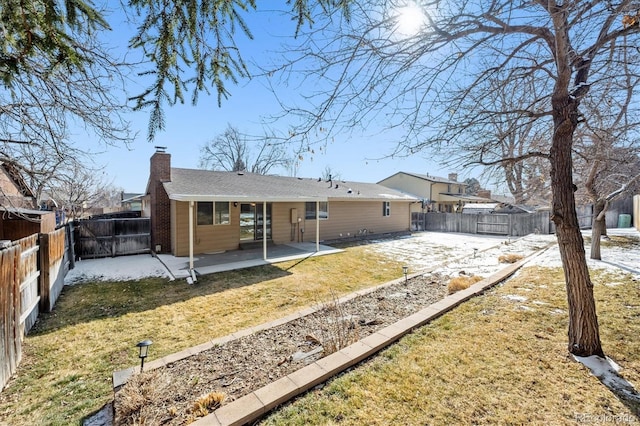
[498,254,525,264]
[312,292,360,356]
[448,275,483,294]
[115,370,172,425]
[190,391,226,418]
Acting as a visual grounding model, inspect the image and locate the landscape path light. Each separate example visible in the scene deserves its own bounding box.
[136,339,153,372]
[403,265,409,284]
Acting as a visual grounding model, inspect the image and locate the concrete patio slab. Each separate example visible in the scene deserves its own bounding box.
[157,243,343,279]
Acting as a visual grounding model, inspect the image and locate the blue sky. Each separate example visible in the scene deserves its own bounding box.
[85,3,475,193]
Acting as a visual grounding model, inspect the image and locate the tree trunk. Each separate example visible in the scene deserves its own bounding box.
[590,200,607,260]
[550,95,605,357]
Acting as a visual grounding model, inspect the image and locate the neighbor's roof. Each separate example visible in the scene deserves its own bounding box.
[378,171,468,186]
[163,168,419,203]
[462,203,499,210]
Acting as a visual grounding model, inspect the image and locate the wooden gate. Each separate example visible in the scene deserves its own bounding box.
[476,214,510,235]
[75,218,150,259]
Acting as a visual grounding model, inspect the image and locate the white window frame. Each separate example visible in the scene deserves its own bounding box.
[197,201,231,226]
[305,201,329,220]
[383,201,391,217]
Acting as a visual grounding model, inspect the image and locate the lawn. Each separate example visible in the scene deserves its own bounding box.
[0,245,403,425]
[1,236,638,425]
[261,265,640,425]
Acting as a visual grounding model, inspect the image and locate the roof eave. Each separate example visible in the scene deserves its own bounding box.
[168,194,329,203]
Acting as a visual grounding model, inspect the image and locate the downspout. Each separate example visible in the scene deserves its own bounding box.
[189,201,194,272]
[263,201,267,261]
[429,182,433,211]
[316,201,320,252]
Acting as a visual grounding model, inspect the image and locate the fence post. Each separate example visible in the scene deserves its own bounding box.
[39,233,51,312]
[66,223,75,270]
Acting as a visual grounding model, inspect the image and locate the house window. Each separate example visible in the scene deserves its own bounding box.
[305,202,328,220]
[383,201,390,217]
[197,202,213,225]
[214,202,230,225]
[197,202,230,225]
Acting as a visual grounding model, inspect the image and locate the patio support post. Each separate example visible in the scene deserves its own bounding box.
[263,201,267,261]
[189,201,194,271]
[316,201,320,252]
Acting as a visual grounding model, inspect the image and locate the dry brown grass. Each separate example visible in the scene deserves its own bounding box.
[114,370,172,425]
[498,253,525,263]
[0,245,403,425]
[189,391,226,419]
[261,266,640,425]
[447,275,483,294]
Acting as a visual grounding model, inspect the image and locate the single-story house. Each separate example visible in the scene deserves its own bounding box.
[146,151,418,266]
[378,171,490,212]
[121,192,145,212]
[461,203,499,214]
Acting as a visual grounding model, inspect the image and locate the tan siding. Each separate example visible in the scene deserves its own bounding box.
[170,200,177,254]
[379,174,431,199]
[173,201,242,257]
[271,202,306,244]
[302,201,411,242]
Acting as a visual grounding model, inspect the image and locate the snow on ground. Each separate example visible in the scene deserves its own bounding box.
[64,228,640,285]
[574,355,640,410]
[528,228,640,275]
[367,231,556,277]
[64,254,172,285]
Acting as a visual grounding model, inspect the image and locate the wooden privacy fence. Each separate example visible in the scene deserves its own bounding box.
[412,211,553,236]
[1,241,22,391]
[74,218,150,259]
[1,228,70,391]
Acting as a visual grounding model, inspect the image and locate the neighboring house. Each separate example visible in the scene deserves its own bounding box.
[146,151,418,258]
[121,192,145,212]
[461,203,536,214]
[461,203,499,214]
[378,172,489,213]
[0,163,36,210]
[0,207,56,241]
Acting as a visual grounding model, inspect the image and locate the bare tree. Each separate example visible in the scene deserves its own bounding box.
[321,166,342,181]
[199,124,291,175]
[1,3,134,212]
[265,2,640,357]
[47,165,119,220]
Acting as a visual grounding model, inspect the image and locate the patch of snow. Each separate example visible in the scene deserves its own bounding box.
[532,300,549,306]
[550,309,565,315]
[64,254,172,285]
[574,355,640,405]
[518,305,534,311]
[503,295,528,302]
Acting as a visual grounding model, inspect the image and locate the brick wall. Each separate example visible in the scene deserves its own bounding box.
[149,152,172,253]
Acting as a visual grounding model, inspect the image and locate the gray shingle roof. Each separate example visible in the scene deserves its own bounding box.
[379,171,468,186]
[163,168,418,202]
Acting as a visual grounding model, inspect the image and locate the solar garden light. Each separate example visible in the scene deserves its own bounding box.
[402,266,409,284]
[473,248,478,258]
[136,340,153,372]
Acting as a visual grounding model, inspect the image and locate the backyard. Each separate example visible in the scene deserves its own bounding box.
[0,231,638,425]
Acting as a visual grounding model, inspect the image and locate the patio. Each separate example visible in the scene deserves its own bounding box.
[156,242,343,279]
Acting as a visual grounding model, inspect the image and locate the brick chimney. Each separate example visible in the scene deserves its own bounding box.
[149,148,171,254]
[477,189,492,199]
[448,173,458,182]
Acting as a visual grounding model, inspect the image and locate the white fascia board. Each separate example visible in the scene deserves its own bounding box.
[168,194,328,203]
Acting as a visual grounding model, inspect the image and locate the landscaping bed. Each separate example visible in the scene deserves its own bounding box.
[114,236,552,425]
